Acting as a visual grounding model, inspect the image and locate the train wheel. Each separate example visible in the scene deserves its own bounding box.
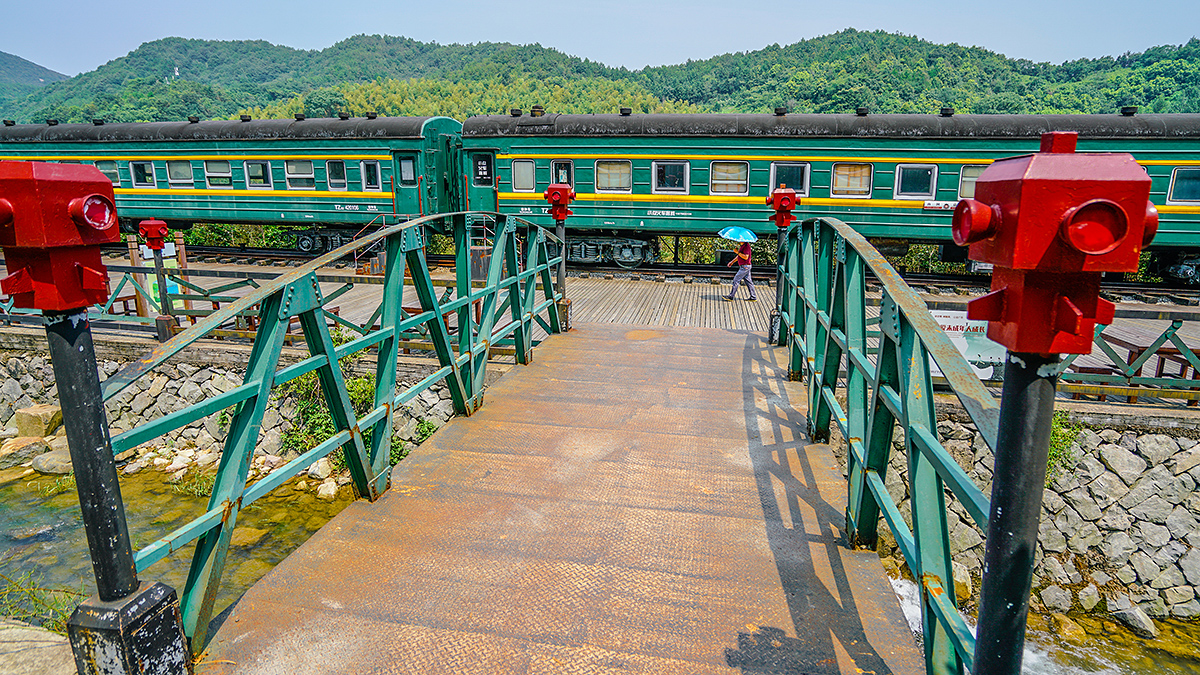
[297,234,318,253]
[613,256,642,269]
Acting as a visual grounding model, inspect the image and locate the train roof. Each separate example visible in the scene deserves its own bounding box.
[462,113,1200,139]
[0,116,451,142]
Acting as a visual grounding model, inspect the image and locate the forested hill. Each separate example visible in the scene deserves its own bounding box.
[2,29,1199,124]
[0,51,67,86]
[0,51,68,107]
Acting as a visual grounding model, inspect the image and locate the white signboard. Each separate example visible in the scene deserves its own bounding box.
[930,310,1005,380]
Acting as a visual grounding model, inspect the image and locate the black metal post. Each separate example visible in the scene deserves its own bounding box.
[151,247,178,342]
[555,220,566,297]
[45,309,138,601]
[54,307,192,674]
[972,351,1060,675]
[771,227,787,345]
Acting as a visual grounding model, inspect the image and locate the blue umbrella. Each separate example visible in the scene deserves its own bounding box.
[718,226,758,243]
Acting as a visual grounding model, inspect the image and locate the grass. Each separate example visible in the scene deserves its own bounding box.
[171,467,217,497]
[1046,410,1083,485]
[30,473,75,498]
[0,571,86,635]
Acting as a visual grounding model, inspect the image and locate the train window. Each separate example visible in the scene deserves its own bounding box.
[832,163,873,197]
[770,162,810,196]
[653,161,688,194]
[205,161,232,188]
[552,160,573,186]
[361,161,381,191]
[959,165,988,199]
[286,160,316,189]
[130,162,156,188]
[710,161,749,195]
[472,154,494,187]
[596,160,632,192]
[398,157,417,186]
[245,161,272,189]
[167,161,193,189]
[327,161,347,191]
[1168,167,1200,202]
[512,160,536,192]
[894,164,938,200]
[94,160,120,185]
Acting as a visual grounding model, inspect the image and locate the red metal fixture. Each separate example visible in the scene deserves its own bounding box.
[767,186,798,229]
[953,131,1158,354]
[543,183,574,222]
[138,218,170,250]
[0,161,120,311]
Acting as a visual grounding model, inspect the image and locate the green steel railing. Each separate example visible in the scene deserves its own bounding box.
[95,211,563,651]
[776,217,997,674]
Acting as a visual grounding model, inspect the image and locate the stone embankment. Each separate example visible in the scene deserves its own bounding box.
[0,349,457,501]
[863,411,1200,639]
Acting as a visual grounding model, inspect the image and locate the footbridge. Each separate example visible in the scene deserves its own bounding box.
[12,200,1193,673]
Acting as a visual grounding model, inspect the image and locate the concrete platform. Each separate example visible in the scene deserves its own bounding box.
[201,324,922,675]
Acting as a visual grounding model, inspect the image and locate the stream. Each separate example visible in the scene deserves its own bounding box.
[0,465,354,626]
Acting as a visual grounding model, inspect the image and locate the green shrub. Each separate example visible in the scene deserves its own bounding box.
[1046,411,1082,485]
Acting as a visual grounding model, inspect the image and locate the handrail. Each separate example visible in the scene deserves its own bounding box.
[78,210,564,653]
[776,216,994,675]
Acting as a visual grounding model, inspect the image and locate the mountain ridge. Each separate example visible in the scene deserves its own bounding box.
[2,29,1198,123]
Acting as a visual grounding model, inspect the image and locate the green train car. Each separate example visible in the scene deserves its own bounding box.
[461,111,1200,277]
[0,115,463,252]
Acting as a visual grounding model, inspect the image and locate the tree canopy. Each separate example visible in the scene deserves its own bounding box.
[2,30,1198,124]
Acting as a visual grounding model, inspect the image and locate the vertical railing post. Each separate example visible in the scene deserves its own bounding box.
[453,213,476,394]
[905,332,962,675]
[807,222,835,440]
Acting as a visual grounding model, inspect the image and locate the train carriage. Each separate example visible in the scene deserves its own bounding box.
[461,111,1200,277]
[0,115,463,252]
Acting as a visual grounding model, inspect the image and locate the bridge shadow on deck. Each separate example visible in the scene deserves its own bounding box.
[201,324,920,675]
[728,333,920,674]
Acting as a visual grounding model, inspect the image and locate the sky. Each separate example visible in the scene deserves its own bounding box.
[3,0,1198,77]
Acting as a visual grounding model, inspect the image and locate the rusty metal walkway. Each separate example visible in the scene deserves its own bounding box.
[201,323,922,675]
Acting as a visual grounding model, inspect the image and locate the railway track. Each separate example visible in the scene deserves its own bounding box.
[97,244,1200,306]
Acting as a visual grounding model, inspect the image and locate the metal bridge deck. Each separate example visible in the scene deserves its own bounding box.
[202,323,921,675]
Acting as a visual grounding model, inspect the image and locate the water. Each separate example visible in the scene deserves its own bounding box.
[889,578,1200,674]
[0,464,354,626]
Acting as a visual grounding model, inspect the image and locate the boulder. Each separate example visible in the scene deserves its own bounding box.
[1136,434,1179,466]
[1111,607,1159,638]
[1086,472,1128,510]
[1040,585,1072,613]
[1099,444,1146,485]
[307,458,333,480]
[316,479,339,501]
[0,437,48,469]
[13,404,61,437]
[31,446,72,474]
[1077,584,1101,611]
[230,527,268,547]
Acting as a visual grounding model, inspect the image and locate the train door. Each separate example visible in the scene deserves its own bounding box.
[391,153,420,217]
[466,150,498,213]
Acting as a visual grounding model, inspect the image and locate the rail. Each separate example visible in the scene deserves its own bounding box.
[776,216,995,674]
[83,211,563,652]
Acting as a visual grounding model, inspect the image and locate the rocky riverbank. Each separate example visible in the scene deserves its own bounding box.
[847,408,1200,641]
[0,349,459,500]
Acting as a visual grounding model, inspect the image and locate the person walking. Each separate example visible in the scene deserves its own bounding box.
[724,241,757,301]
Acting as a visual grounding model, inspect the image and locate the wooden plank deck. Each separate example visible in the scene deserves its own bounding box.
[202,323,922,675]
